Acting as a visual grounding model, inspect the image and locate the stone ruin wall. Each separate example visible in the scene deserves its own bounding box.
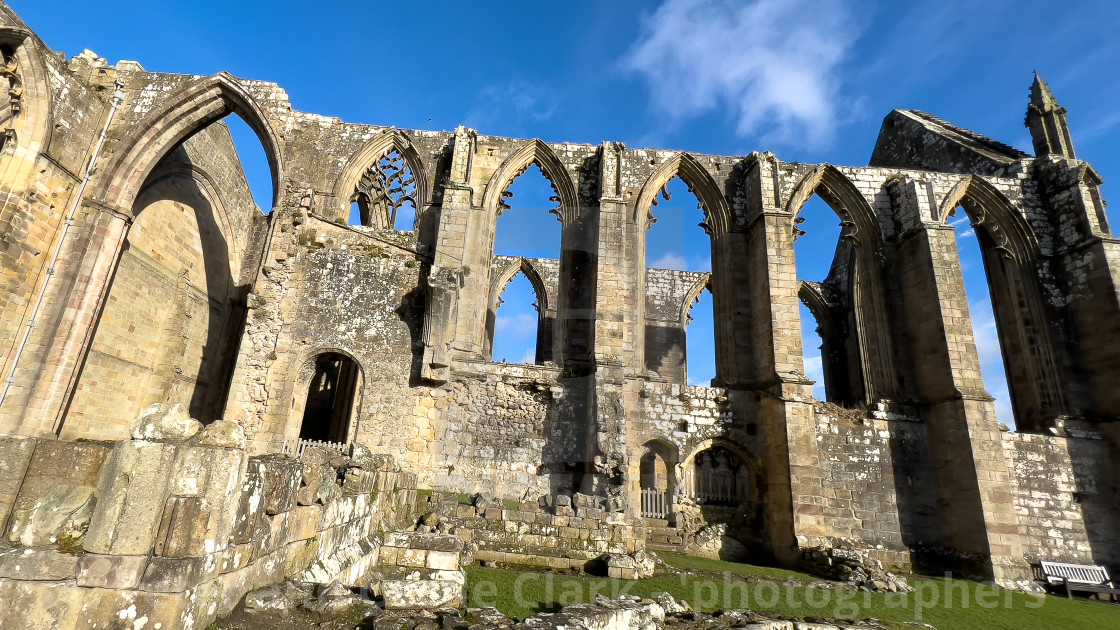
[1,2,1120,614]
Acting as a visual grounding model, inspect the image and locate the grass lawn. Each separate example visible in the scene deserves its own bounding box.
[465,554,1120,629]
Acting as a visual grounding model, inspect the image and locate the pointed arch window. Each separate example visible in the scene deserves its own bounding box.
[645,175,715,385]
[489,269,548,364]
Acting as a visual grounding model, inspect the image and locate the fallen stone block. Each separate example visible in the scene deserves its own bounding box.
[0,435,36,532]
[8,483,95,547]
[140,556,206,593]
[0,548,80,580]
[130,403,202,441]
[381,578,463,610]
[253,454,302,515]
[192,419,247,448]
[76,553,148,589]
[154,496,211,558]
[84,440,177,555]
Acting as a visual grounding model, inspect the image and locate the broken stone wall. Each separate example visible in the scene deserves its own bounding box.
[0,430,417,630]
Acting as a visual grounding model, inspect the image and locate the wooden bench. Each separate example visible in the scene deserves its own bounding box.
[1036,561,1120,601]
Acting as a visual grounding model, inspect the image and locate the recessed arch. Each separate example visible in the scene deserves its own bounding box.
[93,72,284,213]
[785,164,883,248]
[486,257,551,364]
[681,437,759,476]
[334,129,429,227]
[482,139,578,224]
[938,175,1039,263]
[635,153,731,237]
[0,27,52,156]
[290,347,365,445]
[678,272,713,327]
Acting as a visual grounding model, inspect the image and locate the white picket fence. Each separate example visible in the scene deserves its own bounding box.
[641,487,670,519]
[281,437,351,458]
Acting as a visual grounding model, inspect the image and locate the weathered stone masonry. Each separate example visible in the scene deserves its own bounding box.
[1,2,1119,619]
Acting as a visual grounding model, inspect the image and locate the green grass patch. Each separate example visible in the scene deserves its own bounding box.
[657,551,818,582]
[502,499,521,510]
[465,565,1120,629]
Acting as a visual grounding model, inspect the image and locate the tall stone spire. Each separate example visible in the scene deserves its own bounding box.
[1026,73,1077,159]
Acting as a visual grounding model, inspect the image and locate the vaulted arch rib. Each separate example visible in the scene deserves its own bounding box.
[0,26,52,157]
[938,175,1039,263]
[482,139,578,224]
[93,72,284,213]
[785,164,883,248]
[635,153,730,237]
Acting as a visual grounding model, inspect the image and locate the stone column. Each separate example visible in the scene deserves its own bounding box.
[739,155,819,564]
[892,177,1028,584]
[1,201,131,437]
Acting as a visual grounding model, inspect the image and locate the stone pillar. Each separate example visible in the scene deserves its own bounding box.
[740,155,819,563]
[420,126,477,381]
[0,201,131,437]
[892,177,1028,584]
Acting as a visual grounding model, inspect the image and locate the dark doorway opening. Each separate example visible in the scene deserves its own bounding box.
[299,353,361,443]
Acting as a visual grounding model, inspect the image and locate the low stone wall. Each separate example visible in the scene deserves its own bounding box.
[0,421,417,630]
[1002,432,1097,564]
[806,404,913,572]
[419,492,645,571]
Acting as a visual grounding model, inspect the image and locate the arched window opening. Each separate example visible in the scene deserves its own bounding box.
[800,303,828,401]
[794,195,850,404]
[67,113,274,436]
[639,445,674,519]
[299,353,361,444]
[646,176,714,384]
[688,446,749,506]
[224,114,275,214]
[950,210,1015,428]
[348,148,419,230]
[494,163,561,258]
[685,286,715,386]
[490,271,544,364]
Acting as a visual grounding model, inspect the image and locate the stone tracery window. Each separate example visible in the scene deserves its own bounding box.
[350,148,418,230]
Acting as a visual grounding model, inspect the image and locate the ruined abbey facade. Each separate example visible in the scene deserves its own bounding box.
[2,2,1119,601]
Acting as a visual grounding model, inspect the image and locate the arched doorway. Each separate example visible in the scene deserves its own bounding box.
[298,353,362,444]
[639,440,678,519]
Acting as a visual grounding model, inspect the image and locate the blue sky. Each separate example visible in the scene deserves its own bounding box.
[16,0,1119,426]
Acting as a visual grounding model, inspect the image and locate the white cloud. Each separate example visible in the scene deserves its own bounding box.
[803,353,826,400]
[465,80,557,135]
[495,313,538,339]
[521,347,537,364]
[620,0,860,148]
[649,250,712,272]
[650,251,687,270]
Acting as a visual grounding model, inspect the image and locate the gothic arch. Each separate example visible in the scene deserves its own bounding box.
[937,176,1039,262]
[93,72,284,214]
[797,281,831,337]
[486,257,551,362]
[785,164,883,247]
[333,130,430,225]
[635,153,731,237]
[288,346,366,444]
[681,438,759,475]
[488,257,550,315]
[679,273,712,326]
[482,139,578,224]
[0,26,52,157]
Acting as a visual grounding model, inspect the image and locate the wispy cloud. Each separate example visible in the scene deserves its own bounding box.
[620,0,860,149]
[465,80,557,135]
[495,313,538,339]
